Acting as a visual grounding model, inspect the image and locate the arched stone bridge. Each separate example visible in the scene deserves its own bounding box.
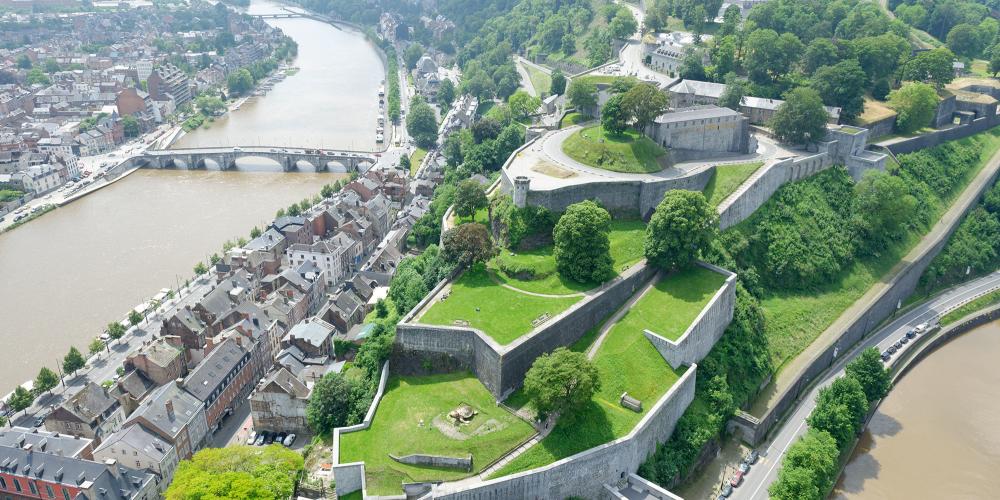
[131,146,378,172]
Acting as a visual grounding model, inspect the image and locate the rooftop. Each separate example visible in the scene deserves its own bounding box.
[182,338,248,402]
[128,381,204,439]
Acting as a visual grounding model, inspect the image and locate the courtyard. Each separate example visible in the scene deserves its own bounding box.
[338,372,536,496]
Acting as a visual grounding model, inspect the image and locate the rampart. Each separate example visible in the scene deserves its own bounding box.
[880,114,1000,155]
[644,262,737,369]
[716,153,833,230]
[431,367,698,499]
[330,360,390,498]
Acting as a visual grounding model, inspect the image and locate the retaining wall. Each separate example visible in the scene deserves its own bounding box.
[934,93,958,128]
[748,144,1000,446]
[331,360,390,498]
[644,263,737,369]
[717,152,833,230]
[431,367,698,499]
[396,262,657,399]
[863,113,897,140]
[880,115,1000,155]
[391,453,473,472]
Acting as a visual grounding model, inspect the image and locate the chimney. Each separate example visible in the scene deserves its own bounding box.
[175,377,184,388]
[165,400,175,420]
[103,458,119,479]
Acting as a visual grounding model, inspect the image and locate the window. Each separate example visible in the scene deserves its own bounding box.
[63,488,71,500]
[0,477,6,489]
[45,485,53,498]
[12,480,20,493]
[28,482,36,495]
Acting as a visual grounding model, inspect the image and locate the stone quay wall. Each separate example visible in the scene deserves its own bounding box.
[396,262,657,399]
[644,262,737,369]
[431,367,697,500]
[748,149,1000,446]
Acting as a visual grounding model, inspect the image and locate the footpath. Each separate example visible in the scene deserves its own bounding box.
[751,140,1000,417]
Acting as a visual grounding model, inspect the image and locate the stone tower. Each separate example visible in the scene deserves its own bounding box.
[513,175,530,208]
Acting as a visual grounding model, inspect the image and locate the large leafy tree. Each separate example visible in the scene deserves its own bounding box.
[406,98,439,149]
[770,429,839,500]
[810,59,867,121]
[645,190,717,271]
[901,47,955,88]
[523,347,600,420]
[550,70,566,95]
[553,200,614,283]
[567,79,598,111]
[851,33,910,83]
[846,347,892,403]
[306,372,361,435]
[453,179,487,219]
[621,83,669,131]
[802,38,840,75]
[34,367,59,395]
[808,376,869,449]
[508,90,540,120]
[601,94,629,135]
[62,347,85,376]
[442,223,495,267]
[770,87,829,145]
[887,82,938,134]
[852,171,917,252]
[167,446,303,500]
[8,386,34,413]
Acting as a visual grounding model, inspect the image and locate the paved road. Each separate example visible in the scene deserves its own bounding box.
[732,271,1000,499]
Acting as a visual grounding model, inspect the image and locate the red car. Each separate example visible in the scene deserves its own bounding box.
[730,471,744,487]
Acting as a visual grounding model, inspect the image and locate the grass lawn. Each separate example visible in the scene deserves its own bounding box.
[703,162,763,207]
[339,373,535,496]
[574,75,620,87]
[758,128,1000,372]
[561,112,591,129]
[491,220,647,295]
[453,206,489,226]
[491,269,718,477]
[562,125,667,174]
[619,266,727,341]
[525,65,552,97]
[410,148,427,176]
[419,264,581,344]
[941,290,1000,325]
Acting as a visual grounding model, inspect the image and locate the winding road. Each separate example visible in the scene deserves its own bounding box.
[732,271,1000,499]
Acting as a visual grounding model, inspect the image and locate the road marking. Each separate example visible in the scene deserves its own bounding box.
[743,418,807,500]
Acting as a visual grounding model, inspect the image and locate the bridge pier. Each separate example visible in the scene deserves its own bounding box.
[220,155,236,170]
[284,157,297,172]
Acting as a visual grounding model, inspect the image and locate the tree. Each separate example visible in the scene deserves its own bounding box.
[770,87,829,145]
[718,75,747,111]
[404,43,424,70]
[601,93,629,135]
[442,223,495,267]
[802,38,840,75]
[453,179,487,219]
[775,428,840,497]
[523,347,600,419]
[810,60,867,121]
[89,338,105,356]
[853,170,917,251]
[553,200,614,283]
[621,83,669,131]
[25,68,50,86]
[550,70,567,95]
[8,386,34,414]
[645,190,717,271]
[167,446,303,500]
[901,47,955,88]
[720,4,742,37]
[406,99,438,149]
[195,94,225,116]
[34,367,58,395]
[947,23,985,58]
[808,376,869,449]
[193,262,208,275]
[437,78,455,107]
[888,82,938,134]
[744,29,802,85]
[608,8,638,39]
[852,34,910,83]
[128,310,143,328]
[16,54,31,69]
[62,347,85,376]
[567,79,598,111]
[306,372,360,435]
[121,116,140,138]
[846,347,892,403]
[679,52,706,81]
[107,321,126,343]
[226,68,254,95]
[771,464,820,500]
[508,90,541,120]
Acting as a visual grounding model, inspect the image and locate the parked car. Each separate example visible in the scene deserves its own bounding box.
[33,416,45,428]
[894,340,903,349]
[900,336,909,344]
[720,483,733,498]
[905,330,916,339]
[283,433,296,447]
[264,432,275,445]
[888,345,898,354]
[730,471,744,487]
[739,461,750,474]
[881,351,891,361]
[914,322,929,334]
[254,433,266,446]
[275,432,287,445]
[245,431,257,446]
[746,450,759,464]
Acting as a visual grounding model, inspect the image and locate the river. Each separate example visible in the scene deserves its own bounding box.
[833,320,1000,499]
[0,0,382,394]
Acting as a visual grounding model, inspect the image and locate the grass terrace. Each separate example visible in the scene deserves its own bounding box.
[702,162,764,207]
[490,266,726,477]
[418,264,582,345]
[339,373,535,496]
[560,112,591,129]
[525,65,552,97]
[491,219,647,295]
[562,125,667,174]
[409,148,427,176]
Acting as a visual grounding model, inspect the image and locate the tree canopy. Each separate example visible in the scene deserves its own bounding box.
[523,347,600,419]
[306,372,365,435]
[770,87,829,145]
[645,190,717,271]
[553,200,614,283]
[845,347,892,403]
[442,223,495,267]
[887,82,938,134]
[407,99,439,149]
[166,446,304,500]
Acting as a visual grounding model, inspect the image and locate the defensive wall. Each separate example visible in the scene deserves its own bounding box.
[879,113,1000,155]
[430,367,697,500]
[744,143,1000,446]
[330,360,390,498]
[716,153,832,230]
[644,263,737,369]
[395,262,658,400]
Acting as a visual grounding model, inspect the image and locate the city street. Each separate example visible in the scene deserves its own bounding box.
[731,271,1000,499]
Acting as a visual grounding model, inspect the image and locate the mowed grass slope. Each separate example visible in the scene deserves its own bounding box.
[562,125,667,174]
[703,162,764,207]
[339,373,535,496]
[419,264,581,344]
[491,267,725,477]
[491,219,647,295]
